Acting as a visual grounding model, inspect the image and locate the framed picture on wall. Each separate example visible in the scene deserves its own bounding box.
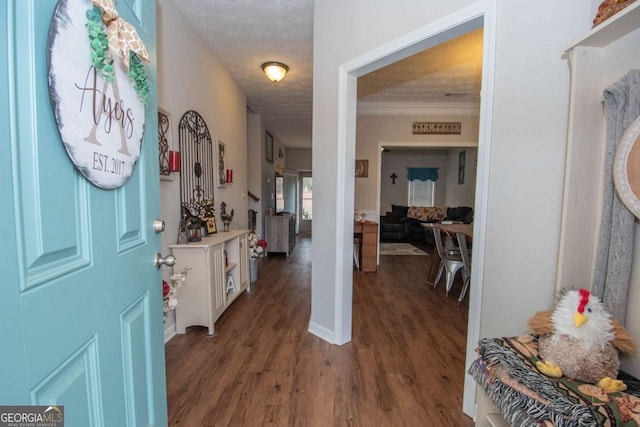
[266,130,273,163]
[217,140,227,187]
[458,150,466,185]
[355,159,368,178]
[158,109,173,180]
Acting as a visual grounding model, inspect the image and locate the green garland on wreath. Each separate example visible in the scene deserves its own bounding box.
[85,5,150,105]
[128,51,150,106]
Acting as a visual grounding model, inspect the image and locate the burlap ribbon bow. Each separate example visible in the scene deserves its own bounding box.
[92,0,150,70]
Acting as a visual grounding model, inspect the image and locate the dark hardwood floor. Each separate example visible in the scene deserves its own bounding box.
[165,236,474,426]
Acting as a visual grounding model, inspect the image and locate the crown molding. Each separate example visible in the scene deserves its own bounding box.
[356,101,480,116]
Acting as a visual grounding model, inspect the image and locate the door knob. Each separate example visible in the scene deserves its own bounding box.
[153,219,165,233]
[154,253,176,269]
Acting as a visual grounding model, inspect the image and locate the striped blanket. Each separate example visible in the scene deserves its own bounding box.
[469,335,640,426]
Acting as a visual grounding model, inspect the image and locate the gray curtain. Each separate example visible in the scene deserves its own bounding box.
[592,69,640,324]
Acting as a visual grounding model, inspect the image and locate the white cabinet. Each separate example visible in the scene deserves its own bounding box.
[557,3,640,291]
[169,229,250,336]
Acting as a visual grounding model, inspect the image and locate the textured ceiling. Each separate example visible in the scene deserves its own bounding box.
[358,29,483,104]
[170,0,483,148]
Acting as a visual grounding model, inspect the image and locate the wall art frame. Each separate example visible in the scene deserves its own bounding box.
[178,110,214,217]
[458,150,466,184]
[355,159,369,178]
[217,140,227,187]
[158,108,173,180]
[266,130,273,163]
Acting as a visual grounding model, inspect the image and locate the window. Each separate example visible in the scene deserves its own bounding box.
[408,179,435,206]
[302,176,312,220]
[275,174,285,213]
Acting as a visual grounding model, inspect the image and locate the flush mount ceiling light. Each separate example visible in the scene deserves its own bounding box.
[261,61,289,83]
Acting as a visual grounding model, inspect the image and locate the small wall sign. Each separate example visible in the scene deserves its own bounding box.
[412,122,461,135]
[47,0,149,189]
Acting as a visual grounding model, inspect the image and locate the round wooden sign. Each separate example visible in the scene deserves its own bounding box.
[47,0,145,189]
[613,115,640,218]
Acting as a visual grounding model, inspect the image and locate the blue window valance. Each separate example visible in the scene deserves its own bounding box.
[407,167,439,182]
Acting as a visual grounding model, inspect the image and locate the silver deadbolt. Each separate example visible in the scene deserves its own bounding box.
[154,253,176,269]
[153,219,165,233]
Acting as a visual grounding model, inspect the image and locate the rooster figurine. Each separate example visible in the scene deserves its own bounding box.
[529,288,635,392]
[220,202,234,232]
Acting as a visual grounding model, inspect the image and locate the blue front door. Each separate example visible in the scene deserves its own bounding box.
[0,1,167,425]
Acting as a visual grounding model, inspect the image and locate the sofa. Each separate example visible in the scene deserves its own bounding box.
[380,204,473,245]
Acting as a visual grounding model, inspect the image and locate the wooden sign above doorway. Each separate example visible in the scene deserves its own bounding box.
[412,122,461,135]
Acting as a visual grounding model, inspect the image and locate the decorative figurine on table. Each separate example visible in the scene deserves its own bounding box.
[177,207,189,244]
[220,202,234,232]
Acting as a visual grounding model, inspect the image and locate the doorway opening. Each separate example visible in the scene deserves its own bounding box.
[336,3,496,417]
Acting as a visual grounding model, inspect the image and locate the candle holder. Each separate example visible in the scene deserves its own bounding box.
[186,217,202,242]
[168,150,180,172]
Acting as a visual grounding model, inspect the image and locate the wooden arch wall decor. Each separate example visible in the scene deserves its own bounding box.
[178,110,214,216]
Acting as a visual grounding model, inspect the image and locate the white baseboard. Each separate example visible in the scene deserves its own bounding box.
[308,321,335,344]
[164,323,176,344]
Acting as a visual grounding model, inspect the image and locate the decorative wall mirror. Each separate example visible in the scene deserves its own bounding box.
[614,115,640,218]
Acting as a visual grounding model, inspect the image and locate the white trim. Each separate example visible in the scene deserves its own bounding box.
[334,67,357,345]
[334,67,348,345]
[376,146,383,266]
[164,323,176,344]
[357,101,480,117]
[462,0,496,417]
[334,0,496,419]
[308,321,335,343]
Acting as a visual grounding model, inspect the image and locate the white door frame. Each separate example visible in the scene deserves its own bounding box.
[334,0,496,417]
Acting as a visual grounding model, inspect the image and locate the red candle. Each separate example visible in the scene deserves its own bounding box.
[230,169,233,182]
[168,151,180,172]
[226,169,230,183]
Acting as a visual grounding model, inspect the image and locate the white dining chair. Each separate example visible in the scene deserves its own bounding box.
[432,227,466,296]
[456,231,472,305]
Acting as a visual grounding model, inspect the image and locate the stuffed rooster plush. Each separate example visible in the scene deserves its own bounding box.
[529,288,636,392]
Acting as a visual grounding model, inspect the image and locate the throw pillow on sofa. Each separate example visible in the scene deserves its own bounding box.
[384,211,403,224]
[446,206,474,223]
[407,206,446,222]
[391,204,409,218]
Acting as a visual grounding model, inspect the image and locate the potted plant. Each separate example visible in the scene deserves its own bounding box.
[248,232,267,282]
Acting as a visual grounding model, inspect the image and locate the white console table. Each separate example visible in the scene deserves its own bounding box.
[169,230,249,336]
